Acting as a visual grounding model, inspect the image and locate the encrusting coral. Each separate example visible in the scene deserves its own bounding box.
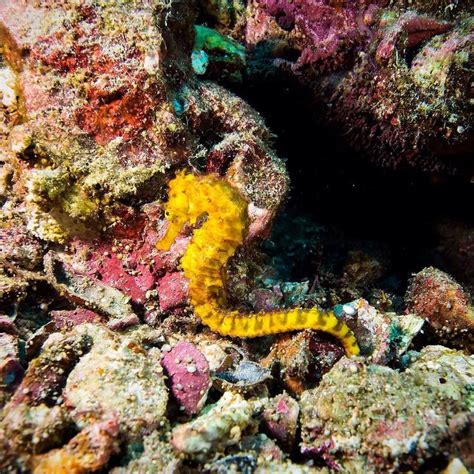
[241,0,474,176]
[157,170,360,355]
[299,345,474,472]
[0,0,288,244]
[0,1,472,472]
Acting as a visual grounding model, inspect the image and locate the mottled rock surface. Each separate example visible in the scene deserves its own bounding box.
[172,391,257,459]
[300,346,474,472]
[406,267,474,351]
[244,0,473,176]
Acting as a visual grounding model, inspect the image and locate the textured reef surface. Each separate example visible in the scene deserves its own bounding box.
[0,0,473,473]
[221,0,473,176]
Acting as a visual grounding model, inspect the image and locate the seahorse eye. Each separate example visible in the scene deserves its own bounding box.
[165,210,170,218]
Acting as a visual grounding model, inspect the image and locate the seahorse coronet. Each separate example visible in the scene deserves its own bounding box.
[157,170,360,356]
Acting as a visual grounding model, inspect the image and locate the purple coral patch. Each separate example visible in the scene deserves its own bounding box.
[161,341,210,415]
[157,272,189,311]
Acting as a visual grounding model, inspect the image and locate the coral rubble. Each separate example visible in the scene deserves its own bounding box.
[406,266,474,352]
[0,0,472,472]
[300,346,474,472]
[171,391,257,459]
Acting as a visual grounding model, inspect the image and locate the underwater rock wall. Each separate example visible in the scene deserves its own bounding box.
[205,0,473,176]
[0,0,473,473]
[0,0,287,243]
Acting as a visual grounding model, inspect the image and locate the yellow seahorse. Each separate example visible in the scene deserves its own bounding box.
[157,170,360,356]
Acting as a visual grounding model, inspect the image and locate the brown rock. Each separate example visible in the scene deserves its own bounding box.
[406,267,474,351]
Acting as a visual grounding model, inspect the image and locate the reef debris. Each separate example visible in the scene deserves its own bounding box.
[335,299,425,364]
[261,392,300,450]
[0,333,24,407]
[171,391,258,459]
[261,330,345,396]
[161,340,211,415]
[62,325,168,438]
[0,324,168,470]
[44,252,138,328]
[31,417,120,474]
[406,267,474,351]
[300,345,474,472]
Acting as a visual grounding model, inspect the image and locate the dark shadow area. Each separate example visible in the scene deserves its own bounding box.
[229,62,474,299]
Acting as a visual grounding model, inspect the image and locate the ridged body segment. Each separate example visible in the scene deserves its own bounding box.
[157,171,360,356]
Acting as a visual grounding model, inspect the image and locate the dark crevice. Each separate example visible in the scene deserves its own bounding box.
[226,63,474,299]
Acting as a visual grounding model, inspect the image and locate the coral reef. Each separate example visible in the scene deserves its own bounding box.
[0,0,472,472]
[300,345,474,472]
[406,266,474,351]
[243,0,473,176]
[0,0,287,244]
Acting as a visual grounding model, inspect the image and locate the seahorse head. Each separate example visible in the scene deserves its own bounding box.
[157,170,249,251]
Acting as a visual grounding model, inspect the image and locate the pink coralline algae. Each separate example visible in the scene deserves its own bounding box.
[157,272,190,312]
[161,341,211,415]
[50,309,105,331]
[44,252,137,325]
[262,392,300,449]
[246,0,473,175]
[73,207,165,306]
[66,205,192,316]
[375,13,451,62]
[257,0,379,71]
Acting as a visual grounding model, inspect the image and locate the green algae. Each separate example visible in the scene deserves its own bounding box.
[194,25,245,69]
[191,49,210,75]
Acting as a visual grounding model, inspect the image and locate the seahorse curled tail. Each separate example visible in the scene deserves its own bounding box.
[157,170,360,356]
